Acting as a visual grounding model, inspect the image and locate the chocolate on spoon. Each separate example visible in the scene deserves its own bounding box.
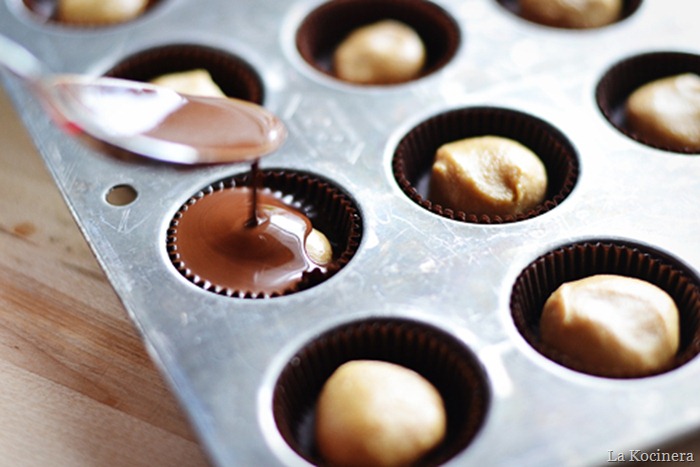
[0,33,286,165]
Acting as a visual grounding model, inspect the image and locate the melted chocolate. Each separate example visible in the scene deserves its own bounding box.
[174,187,328,296]
[141,96,284,163]
[48,77,286,164]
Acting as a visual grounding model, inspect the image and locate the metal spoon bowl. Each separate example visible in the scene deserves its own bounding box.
[0,34,287,165]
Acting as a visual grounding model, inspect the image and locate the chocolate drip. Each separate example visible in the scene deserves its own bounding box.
[246,160,261,228]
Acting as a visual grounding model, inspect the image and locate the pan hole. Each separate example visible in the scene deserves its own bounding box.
[106,184,138,206]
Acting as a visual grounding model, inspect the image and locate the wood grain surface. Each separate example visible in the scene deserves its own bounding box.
[0,86,210,466]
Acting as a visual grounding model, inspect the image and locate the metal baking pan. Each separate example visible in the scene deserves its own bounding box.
[2,0,700,465]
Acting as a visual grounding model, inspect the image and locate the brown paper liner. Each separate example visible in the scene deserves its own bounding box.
[596,51,700,154]
[295,0,460,85]
[510,239,700,378]
[21,0,162,26]
[106,43,265,104]
[272,317,490,465]
[166,169,362,298]
[392,106,579,224]
[495,0,642,29]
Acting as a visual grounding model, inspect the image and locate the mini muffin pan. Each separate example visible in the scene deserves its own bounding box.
[2,0,700,465]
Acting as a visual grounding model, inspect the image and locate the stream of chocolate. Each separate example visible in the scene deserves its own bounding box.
[247,160,261,228]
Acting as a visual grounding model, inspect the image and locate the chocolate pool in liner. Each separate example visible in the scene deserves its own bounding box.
[272,318,490,465]
[596,51,700,155]
[167,169,362,299]
[295,0,460,84]
[510,239,700,378]
[495,0,642,29]
[21,0,163,25]
[106,43,265,104]
[392,106,579,224]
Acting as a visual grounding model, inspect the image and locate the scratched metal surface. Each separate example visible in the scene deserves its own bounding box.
[2,0,700,465]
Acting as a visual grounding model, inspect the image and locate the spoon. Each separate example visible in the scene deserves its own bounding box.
[0,34,287,164]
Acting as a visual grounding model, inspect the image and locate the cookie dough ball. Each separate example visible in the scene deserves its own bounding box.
[540,275,680,376]
[625,73,700,151]
[58,0,149,25]
[519,0,622,29]
[150,69,227,98]
[428,135,547,216]
[305,228,332,266]
[315,360,446,467]
[333,20,426,85]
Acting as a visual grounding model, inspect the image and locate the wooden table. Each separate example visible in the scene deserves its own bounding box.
[0,86,210,466]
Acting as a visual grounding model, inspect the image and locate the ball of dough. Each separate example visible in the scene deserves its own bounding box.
[333,20,426,85]
[305,228,333,266]
[58,0,149,24]
[519,0,623,29]
[428,135,548,216]
[315,360,447,467]
[540,274,680,376]
[625,73,700,151]
[150,69,227,98]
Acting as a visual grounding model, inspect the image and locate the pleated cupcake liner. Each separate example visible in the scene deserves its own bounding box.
[495,0,642,29]
[167,168,362,299]
[105,43,265,104]
[295,0,461,84]
[510,239,700,378]
[596,51,700,154]
[272,317,490,465]
[21,0,162,26]
[392,105,579,224]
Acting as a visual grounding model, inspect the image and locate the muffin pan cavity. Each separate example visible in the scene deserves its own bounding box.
[17,0,164,26]
[496,0,643,29]
[295,0,461,86]
[392,106,579,224]
[272,318,490,465]
[511,239,700,378]
[167,169,362,298]
[106,43,265,104]
[596,51,700,154]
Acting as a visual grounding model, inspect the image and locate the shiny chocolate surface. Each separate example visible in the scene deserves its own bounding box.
[172,186,325,297]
